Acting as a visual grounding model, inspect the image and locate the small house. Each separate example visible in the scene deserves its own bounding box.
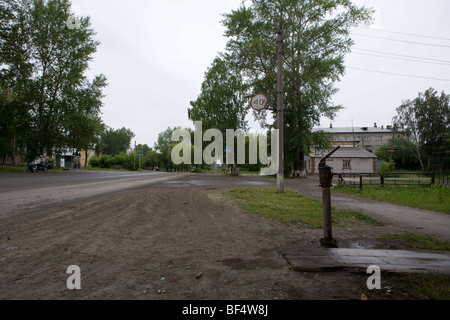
[307,147,378,174]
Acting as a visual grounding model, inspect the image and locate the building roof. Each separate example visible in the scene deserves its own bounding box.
[313,126,394,134]
[309,147,377,159]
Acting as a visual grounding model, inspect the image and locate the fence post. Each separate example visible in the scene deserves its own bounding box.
[359,175,363,191]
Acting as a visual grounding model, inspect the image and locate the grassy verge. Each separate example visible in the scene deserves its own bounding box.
[225,187,382,228]
[0,165,28,173]
[333,184,450,214]
[378,232,450,251]
[0,165,62,173]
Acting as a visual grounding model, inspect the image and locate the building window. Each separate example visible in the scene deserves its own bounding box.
[344,136,350,141]
[364,136,372,142]
[375,136,383,141]
[365,145,373,151]
[333,136,339,141]
[342,160,351,168]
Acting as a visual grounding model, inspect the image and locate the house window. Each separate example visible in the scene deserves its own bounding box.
[375,136,383,141]
[333,136,339,141]
[364,136,372,142]
[365,145,373,151]
[342,160,351,168]
[344,136,350,141]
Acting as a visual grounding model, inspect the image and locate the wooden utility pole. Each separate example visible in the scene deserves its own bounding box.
[134,141,137,171]
[276,4,284,194]
[389,124,396,163]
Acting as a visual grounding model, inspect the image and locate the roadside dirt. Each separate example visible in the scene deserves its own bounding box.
[0,183,441,300]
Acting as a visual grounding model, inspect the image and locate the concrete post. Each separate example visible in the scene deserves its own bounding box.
[276,14,284,194]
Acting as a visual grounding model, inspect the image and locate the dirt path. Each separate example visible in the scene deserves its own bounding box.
[0,183,393,300]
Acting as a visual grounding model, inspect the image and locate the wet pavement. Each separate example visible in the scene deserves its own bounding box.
[282,244,450,274]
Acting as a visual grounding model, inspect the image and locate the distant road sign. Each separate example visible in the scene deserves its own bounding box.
[386,148,398,154]
[250,93,268,111]
[137,152,143,157]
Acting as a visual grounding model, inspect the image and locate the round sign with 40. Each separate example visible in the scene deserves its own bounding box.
[250,93,268,111]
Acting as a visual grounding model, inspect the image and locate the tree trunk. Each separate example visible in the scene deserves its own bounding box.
[84,149,88,168]
[292,150,306,177]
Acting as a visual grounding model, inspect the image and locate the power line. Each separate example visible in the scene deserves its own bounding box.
[351,33,450,48]
[347,66,450,82]
[355,26,450,41]
[353,48,450,64]
[352,51,450,66]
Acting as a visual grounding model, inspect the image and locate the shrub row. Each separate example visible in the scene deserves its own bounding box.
[89,153,134,170]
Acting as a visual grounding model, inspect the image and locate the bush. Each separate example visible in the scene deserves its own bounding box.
[89,156,100,168]
[377,161,396,175]
[193,167,203,173]
[46,157,55,169]
[99,154,115,168]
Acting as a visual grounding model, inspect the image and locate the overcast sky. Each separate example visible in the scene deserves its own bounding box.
[71,0,450,147]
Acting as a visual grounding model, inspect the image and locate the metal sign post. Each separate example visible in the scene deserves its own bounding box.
[138,152,143,170]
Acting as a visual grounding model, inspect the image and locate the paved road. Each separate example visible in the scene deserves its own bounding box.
[0,170,186,219]
[285,176,450,242]
[0,171,273,219]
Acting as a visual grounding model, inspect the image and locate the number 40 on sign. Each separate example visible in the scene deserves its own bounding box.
[250,93,268,111]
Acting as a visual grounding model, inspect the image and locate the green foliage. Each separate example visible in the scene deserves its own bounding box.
[188,57,248,133]
[154,126,193,172]
[375,139,421,170]
[46,157,55,169]
[188,57,248,174]
[97,127,135,156]
[0,0,107,161]
[88,156,100,168]
[193,167,203,173]
[222,0,373,172]
[377,161,396,175]
[89,153,135,170]
[99,154,115,168]
[394,88,450,172]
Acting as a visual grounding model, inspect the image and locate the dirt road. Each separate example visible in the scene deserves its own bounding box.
[0,173,388,300]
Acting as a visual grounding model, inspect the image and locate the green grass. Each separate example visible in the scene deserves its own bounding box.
[378,232,450,251]
[225,187,382,228]
[0,165,63,173]
[333,184,450,214]
[0,165,28,173]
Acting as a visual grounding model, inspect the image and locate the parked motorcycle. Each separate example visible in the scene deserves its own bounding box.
[28,162,49,173]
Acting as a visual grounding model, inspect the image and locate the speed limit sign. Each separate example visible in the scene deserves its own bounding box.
[250,93,268,111]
